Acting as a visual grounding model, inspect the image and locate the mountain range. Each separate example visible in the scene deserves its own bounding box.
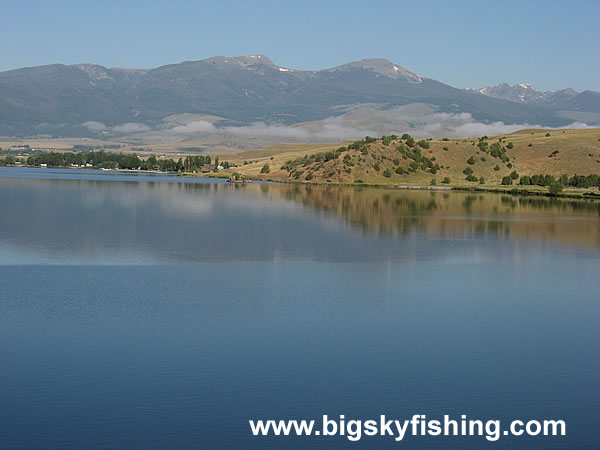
[1,55,598,138]
[465,83,599,110]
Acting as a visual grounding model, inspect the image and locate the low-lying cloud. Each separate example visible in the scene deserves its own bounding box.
[168,117,376,141]
[168,113,593,141]
[112,122,151,133]
[169,120,216,134]
[82,121,150,134]
[84,112,594,141]
[82,121,106,132]
[305,118,378,140]
[407,112,593,138]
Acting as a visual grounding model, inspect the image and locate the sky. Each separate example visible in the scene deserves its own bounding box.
[2,0,599,91]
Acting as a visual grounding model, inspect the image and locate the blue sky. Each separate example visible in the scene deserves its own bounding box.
[3,0,599,91]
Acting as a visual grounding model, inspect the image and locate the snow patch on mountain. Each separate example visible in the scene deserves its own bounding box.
[327,58,422,82]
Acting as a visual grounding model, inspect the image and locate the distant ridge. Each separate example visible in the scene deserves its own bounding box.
[0,55,598,137]
[463,82,598,111]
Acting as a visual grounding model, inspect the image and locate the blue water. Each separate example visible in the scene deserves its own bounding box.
[0,168,599,448]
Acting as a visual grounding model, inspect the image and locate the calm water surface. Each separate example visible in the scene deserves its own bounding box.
[0,167,599,448]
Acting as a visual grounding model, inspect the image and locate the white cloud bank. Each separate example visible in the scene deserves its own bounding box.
[168,114,593,140]
[411,112,594,138]
[82,121,106,132]
[81,121,150,134]
[84,113,595,141]
[169,120,216,134]
[112,122,151,133]
[167,117,377,141]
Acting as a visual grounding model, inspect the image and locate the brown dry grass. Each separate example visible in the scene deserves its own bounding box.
[221,128,600,187]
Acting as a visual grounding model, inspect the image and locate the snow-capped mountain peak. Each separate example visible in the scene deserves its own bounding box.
[470,83,547,103]
[326,58,423,82]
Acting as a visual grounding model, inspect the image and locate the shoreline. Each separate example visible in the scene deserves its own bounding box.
[198,172,600,199]
[204,173,600,200]
[2,165,599,200]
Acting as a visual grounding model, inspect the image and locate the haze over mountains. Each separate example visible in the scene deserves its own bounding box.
[1,55,598,140]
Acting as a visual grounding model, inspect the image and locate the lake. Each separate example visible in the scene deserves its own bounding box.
[0,167,599,448]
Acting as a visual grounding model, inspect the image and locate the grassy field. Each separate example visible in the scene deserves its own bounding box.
[219,128,600,192]
[219,142,346,161]
[0,137,126,151]
[0,132,309,157]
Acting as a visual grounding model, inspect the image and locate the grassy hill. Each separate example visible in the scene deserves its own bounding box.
[222,128,600,193]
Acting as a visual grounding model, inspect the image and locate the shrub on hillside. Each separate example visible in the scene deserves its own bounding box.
[549,183,563,195]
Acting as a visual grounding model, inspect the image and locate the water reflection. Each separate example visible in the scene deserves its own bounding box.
[0,173,599,265]
[1,170,599,448]
[266,184,600,247]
